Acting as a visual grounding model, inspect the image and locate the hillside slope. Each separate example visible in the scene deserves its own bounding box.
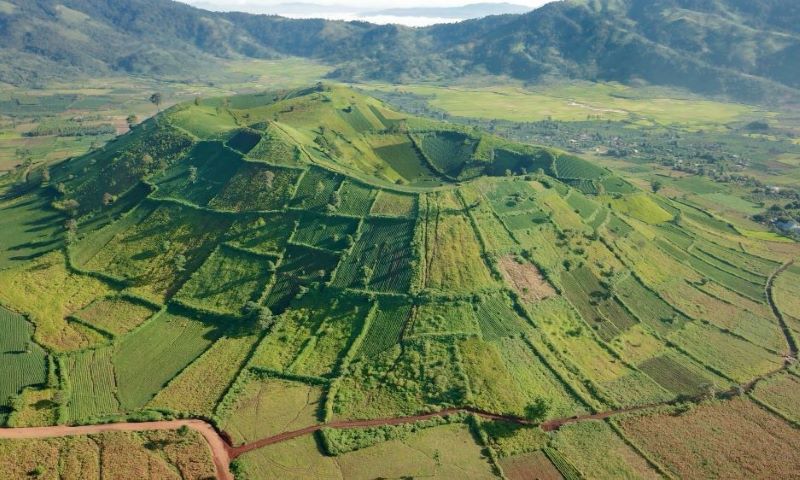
[1,0,799,101]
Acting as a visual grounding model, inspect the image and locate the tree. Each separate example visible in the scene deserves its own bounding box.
[149,93,163,113]
[126,114,138,129]
[264,170,275,189]
[651,180,664,193]
[188,166,198,184]
[523,397,550,422]
[41,168,50,185]
[102,192,114,206]
[173,254,187,272]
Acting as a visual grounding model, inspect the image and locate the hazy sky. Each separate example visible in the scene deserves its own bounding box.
[180,0,553,8]
[179,0,554,25]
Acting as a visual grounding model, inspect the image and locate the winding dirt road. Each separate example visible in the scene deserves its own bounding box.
[1,260,796,479]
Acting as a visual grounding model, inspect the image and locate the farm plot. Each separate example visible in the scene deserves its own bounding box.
[113,311,217,410]
[409,300,480,337]
[750,372,800,423]
[291,214,358,251]
[72,296,157,336]
[560,267,638,341]
[337,337,468,419]
[247,124,304,165]
[459,185,517,253]
[550,421,660,480]
[289,295,370,378]
[619,398,800,479]
[0,252,113,352]
[608,193,673,225]
[63,347,120,421]
[152,141,242,207]
[553,154,607,180]
[500,451,564,480]
[694,240,780,277]
[502,210,549,231]
[264,245,339,314]
[599,176,637,194]
[615,275,688,335]
[290,167,342,210]
[497,336,587,418]
[772,263,800,321]
[498,255,556,303]
[637,353,716,398]
[149,334,258,416]
[249,302,332,372]
[220,374,322,446]
[235,423,494,480]
[209,163,302,211]
[82,202,233,302]
[175,245,274,315]
[532,298,667,407]
[371,135,443,186]
[667,321,781,383]
[416,131,476,177]
[475,293,530,340]
[356,298,411,359]
[481,180,540,215]
[0,308,47,410]
[0,429,216,480]
[370,190,417,217]
[421,213,496,293]
[332,218,415,293]
[226,212,297,255]
[565,190,599,219]
[338,105,379,132]
[461,338,570,417]
[335,181,376,216]
[485,148,554,176]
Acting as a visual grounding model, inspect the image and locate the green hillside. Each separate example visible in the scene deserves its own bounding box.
[0,85,797,478]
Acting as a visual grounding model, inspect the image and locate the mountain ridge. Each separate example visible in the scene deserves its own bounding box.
[1,0,799,102]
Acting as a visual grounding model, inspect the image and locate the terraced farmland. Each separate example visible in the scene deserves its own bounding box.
[0,85,798,477]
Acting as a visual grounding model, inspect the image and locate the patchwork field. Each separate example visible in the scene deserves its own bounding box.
[0,84,798,478]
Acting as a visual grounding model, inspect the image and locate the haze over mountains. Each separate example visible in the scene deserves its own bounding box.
[185,1,533,25]
[2,0,800,102]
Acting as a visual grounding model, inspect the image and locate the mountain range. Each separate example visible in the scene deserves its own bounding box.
[2,0,800,102]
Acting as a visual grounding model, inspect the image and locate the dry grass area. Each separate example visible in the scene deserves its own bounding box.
[0,429,215,480]
[499,450,564,480]
[620,398,800,479]
[499,255,556,303]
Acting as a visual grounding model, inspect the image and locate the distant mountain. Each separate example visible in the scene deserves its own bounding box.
[2,0,799,102]
[369,3,531,19]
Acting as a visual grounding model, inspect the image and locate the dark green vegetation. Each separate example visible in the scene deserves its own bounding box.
[3,0,800,102]
[0,85,798,479]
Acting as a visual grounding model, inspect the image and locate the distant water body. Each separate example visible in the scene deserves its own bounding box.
[279,12,460,27]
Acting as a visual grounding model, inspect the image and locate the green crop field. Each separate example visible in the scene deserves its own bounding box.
[0,307,47,412]
[63,347,120,421]
[113,311,217,410]
[1,82,798,477]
